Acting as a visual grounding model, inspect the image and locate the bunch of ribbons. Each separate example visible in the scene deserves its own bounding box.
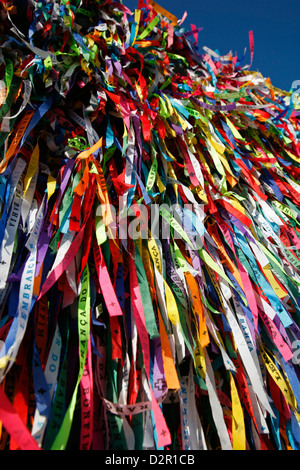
[0,0,300,451]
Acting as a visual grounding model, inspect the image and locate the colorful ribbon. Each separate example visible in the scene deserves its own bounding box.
[0,0,300,451]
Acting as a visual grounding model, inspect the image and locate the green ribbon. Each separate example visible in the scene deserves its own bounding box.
[43,320,69,450]
[0,78,21,122]
[146,157,158,192]
[136,15,160,40]
[167,53,189,67]
[134,241,160,339]
[51,264,91,450]
[4,59,13,96]
[68,136,88,151]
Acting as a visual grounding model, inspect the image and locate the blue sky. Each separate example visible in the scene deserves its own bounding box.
[123,0,300,92]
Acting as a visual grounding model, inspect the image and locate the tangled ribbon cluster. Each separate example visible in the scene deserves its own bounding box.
[0,0,300,451]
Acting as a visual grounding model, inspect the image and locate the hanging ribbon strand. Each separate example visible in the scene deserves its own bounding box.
[0,0,300,451]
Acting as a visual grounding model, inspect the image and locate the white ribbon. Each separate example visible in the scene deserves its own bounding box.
[0,249,37,380]
[0,179,23,290]
[222,293,274,417]
[31,324,62,446]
